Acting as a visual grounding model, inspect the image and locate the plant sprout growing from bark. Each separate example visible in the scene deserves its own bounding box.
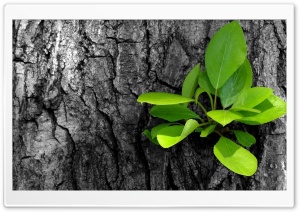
[137,21,286,176]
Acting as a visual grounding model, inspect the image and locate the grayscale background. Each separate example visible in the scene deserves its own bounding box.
[12,20,286,190]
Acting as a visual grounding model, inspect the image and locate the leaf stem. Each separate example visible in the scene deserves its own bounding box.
[198,102,208,115]
[214,130,223,137]
[207,92,214,111]
[198,122,211,127]
[198,117,205,123]
[196,102,212,123]
[213,89,218,110]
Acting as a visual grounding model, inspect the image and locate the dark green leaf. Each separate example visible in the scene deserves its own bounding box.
[182,63,200,98]
[219,58,252,108]
[137,92,194,105]
[200,125,216,137]
[214,137,258,176]
[157,119,199,148]
[151,123,175,139]
[143,130,159,145]
[233,130,256,147]
[254,97,274,111]
[150,105,201,122]
[236,94,286,125]
[207,110,243,126]
[198,70,215,94]
[195,127,203,133]
[205,21,247,89]
[232,87,273,109]
[143,129,152,140]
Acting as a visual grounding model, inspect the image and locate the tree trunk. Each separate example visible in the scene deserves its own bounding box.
[12,20,286,190]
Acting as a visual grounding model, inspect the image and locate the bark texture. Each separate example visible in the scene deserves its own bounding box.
[12,20,286,190]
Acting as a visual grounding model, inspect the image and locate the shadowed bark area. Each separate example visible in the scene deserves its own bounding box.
[12,20,286,190]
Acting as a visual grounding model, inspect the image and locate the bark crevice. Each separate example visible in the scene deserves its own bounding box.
[13,20,286,190]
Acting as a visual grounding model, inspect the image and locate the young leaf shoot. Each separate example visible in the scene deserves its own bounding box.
[137,20,286,177]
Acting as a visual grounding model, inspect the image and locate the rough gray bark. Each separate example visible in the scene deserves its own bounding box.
[12,20,286,190]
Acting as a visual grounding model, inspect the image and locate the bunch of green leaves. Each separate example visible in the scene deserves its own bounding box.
[137,21,286,176]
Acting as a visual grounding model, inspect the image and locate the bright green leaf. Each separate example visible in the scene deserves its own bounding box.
[236,94,286,125]
[150,105,201,122]
[213,137,258,176]
[182,63,200,98]
[219,58,253,108]
[200,125,216,137]
[198,70,215,95]
[205,21,247,89]
[233,130,256,147]
[229,106,261,114]
[157,126,183,148]
[232,87,273,109]
[157,119,199,148]
[143,130,159,145]
[137,92,194,105]
[207,110,243,126]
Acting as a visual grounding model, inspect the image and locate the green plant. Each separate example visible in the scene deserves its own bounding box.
[137,21,286,176]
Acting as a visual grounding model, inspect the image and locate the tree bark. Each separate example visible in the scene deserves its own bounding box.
[12,20,286,190]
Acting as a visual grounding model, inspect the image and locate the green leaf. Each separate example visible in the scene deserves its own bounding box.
[143,129,152,140]
[151,123,175,139]
[157,126,183,148]
[219,58,253,108]
[137,92,194,105]
[195,127,203,133]
[198,70,215,95]
[254,96,275,111]
[143,130,159,145]
[182,63,200,98]
[207,110,243,126]
[213,137,258,176]
[205,21,247,89]
[232,87,273,109]
[150,105,201,122]
[195,87,214,111]
[157,119,199,148]
[200,125,216,137]
[236,94,286,125]
[229,106,261,114]
[233,130,256,147]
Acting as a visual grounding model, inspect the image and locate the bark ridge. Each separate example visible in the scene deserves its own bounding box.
[12,20,286,190]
